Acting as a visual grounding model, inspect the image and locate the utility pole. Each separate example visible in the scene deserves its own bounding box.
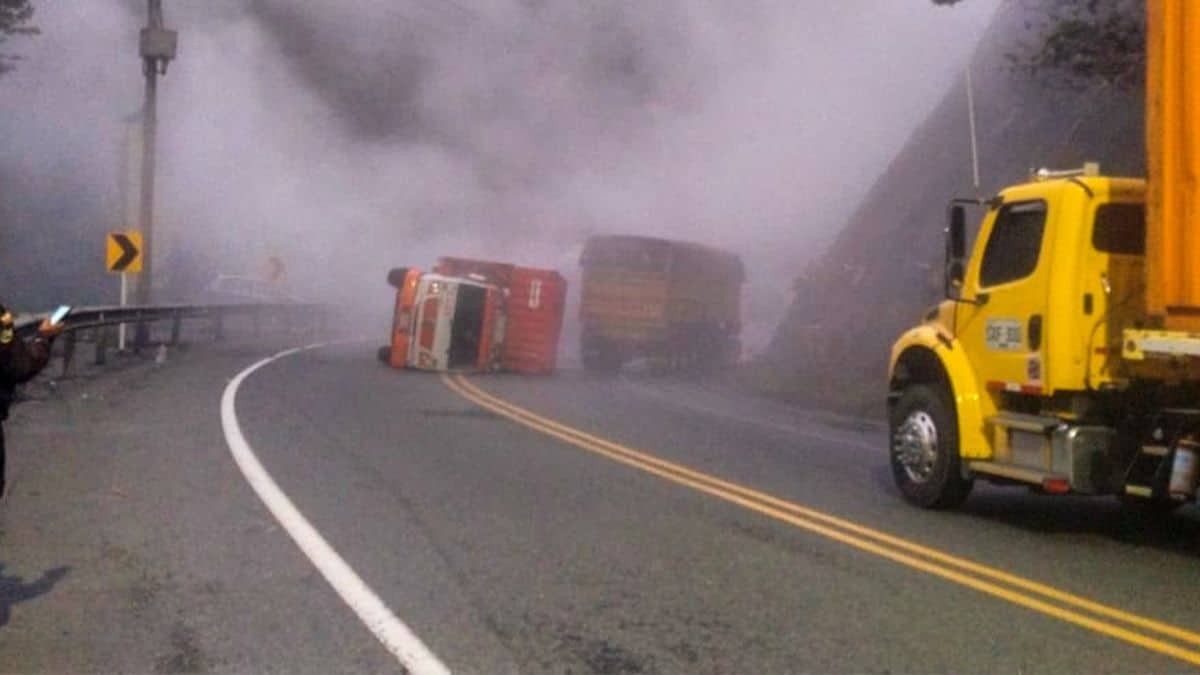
[135,0,176,345]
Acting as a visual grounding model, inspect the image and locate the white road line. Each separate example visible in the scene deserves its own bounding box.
[220,342,450,675]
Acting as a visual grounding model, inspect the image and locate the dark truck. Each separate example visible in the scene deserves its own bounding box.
[579,235,743,373]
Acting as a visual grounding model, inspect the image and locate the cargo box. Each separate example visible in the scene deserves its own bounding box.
[504,267,567,374]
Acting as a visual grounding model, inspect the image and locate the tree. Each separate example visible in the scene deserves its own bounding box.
[935,0,1144,92]
[0,0,38,76]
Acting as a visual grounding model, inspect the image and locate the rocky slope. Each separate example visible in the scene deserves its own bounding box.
[760,2,1144,416]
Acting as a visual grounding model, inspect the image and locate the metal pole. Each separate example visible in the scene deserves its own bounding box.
[119,272,128,350]
[135,0,170,347]
[95,326,109,366]
[60,331,77,378]
[966,66,981,198]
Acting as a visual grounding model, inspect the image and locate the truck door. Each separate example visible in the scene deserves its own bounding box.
[957,198,1052,395]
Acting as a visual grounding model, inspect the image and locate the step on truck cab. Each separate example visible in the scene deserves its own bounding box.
[886,0,1200,512]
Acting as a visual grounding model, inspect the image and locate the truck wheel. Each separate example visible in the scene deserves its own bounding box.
[386,267,410,289]
[377,346,392,364]
[889,384,973,509]
[582,339,621,374]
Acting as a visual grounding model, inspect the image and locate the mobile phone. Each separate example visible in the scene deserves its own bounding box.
[49,305,72,325]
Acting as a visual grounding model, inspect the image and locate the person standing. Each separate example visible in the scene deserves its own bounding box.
[0,305,63,499]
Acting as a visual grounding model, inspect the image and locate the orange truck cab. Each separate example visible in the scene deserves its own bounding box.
[381,258,566,375]
[383,267,505,373]
[434,257,567,375]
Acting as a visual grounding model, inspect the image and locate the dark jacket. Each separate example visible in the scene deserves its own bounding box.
[0,330,50,421]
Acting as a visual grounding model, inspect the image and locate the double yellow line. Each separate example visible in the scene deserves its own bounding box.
[443,373,1200,667]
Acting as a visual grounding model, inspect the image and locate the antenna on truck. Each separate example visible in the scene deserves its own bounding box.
[966,66,982,199]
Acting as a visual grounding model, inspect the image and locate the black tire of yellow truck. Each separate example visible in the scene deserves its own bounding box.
[889,384,973,509]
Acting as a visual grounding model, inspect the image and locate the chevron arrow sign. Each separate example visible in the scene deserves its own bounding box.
[106,232,143,273]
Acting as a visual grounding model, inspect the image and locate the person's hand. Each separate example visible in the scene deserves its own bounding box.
[37,319,64,339]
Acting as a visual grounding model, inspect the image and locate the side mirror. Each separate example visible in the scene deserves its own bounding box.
[946,260,965,287]
[944,205,967,297]
[949,205,966,260]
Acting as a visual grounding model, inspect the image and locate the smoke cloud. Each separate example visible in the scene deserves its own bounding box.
[1,1,998,352]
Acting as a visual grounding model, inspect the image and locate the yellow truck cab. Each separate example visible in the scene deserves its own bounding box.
[890,165,1200,510]
[887,1,1200,512]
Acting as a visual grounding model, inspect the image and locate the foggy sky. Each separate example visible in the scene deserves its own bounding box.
[1,1,998,351]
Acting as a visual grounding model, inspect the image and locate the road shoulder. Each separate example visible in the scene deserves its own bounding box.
[0,339,396,674]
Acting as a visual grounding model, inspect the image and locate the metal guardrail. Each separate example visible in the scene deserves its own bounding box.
[12,302,325,376]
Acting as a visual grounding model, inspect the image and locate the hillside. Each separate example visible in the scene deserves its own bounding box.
[758,2,1144,416]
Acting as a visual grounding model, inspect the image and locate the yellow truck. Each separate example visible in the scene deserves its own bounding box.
[887,1,1200,510]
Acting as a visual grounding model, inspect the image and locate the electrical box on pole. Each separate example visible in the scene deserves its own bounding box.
[139,27,177,70]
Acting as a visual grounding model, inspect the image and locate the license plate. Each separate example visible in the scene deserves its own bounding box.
[985,319,1023,352]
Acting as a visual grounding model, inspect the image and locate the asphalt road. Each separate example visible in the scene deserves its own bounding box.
[3,339,1200,673]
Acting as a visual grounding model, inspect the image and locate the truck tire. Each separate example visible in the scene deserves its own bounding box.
[889,384,973,509]
[386,267,411,289]
[1116,446,1182,518]
[582,338,621,374]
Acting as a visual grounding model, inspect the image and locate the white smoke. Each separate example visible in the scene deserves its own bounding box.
[1,0,999,351]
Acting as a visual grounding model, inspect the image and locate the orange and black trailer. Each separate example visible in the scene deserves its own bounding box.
[578,235,743,373]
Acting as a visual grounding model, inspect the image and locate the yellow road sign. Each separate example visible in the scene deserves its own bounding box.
[107,231,143,273]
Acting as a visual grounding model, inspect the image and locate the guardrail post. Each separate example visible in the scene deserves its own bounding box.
[134,318,148,353]
[213,308,225,342]
[170,315,182,345]
[60,330,77,377]
[94,327,108,366]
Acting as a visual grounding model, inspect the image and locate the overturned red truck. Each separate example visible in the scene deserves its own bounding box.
[380,257,566,374]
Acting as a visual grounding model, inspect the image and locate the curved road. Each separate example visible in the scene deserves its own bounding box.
[2,340,1200,673]
[233,343,1200,673]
